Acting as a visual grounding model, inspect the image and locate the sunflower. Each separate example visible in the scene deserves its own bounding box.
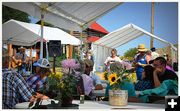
[108,73,118,85]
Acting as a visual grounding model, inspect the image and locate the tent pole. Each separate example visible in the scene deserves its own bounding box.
[80,25,84,60]
[8,43,12,69]
[150,2,155,48]
[46,41,49,60]
[80,24,89,60]
[170,46,173,66]
[69,31,74,59]
[40,10,45,59]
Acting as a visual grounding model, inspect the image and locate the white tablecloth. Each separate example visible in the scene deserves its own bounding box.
[15,99,164,109]
[72,100,164,109]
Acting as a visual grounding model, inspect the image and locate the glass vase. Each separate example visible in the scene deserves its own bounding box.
[109,89,128,106]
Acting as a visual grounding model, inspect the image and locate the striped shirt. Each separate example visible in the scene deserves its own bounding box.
[26,74,47,92]
[2,69,33,109]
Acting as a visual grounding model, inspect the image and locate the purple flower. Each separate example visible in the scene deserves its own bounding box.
[61,59,80,69]
[121,61,132,70]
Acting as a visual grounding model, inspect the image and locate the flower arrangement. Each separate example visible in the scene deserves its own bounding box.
[47,59,81,105]
[104,62,131,90]
[104,62,134,106]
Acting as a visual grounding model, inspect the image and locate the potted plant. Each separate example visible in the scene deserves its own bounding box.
[28,59,81,109]
[48,59,81,107]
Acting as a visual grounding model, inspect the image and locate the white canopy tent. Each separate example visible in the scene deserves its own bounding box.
[3,2,121,31]
[3,2,122,59]
[92,24,178,71]
[3,19,81,46]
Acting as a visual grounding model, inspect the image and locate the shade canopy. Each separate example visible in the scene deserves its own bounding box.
[3,2,121,31]
[2,19,81,46]
[3,2,122,59]
[92,23,177,71]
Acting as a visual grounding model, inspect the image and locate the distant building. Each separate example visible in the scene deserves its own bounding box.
[86,22,109,49]
[35,21,109,58]
[72,22,109,50]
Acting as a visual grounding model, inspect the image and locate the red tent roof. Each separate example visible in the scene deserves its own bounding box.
[89,22,109,34]
[87,36,100,42]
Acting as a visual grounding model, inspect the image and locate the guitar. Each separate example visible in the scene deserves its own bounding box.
[11,56,22,68]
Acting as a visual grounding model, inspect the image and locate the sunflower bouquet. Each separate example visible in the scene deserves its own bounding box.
[105,62,130,90]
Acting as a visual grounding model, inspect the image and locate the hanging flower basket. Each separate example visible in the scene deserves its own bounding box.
[109,89,128,106]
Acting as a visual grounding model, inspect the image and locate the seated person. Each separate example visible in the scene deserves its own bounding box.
[81,59,103,99]
[26,58,51,92]
[135,65,154,91]
[153,57,178,88]
[71,60,85,96]
[137,57,178,103]
[2,55,48,109]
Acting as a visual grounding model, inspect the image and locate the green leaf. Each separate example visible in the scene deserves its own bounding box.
[3,5,30,23]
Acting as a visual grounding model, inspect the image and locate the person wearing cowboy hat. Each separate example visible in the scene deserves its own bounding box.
[15,46,28,74]
[134,44,148,81]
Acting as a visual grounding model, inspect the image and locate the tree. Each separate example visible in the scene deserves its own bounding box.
[123,47,138,59]
[36,20,55,27]
[2,5,30,23]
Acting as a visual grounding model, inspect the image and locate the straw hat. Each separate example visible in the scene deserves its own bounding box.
[18,46,26,50]
[137,44,147,52]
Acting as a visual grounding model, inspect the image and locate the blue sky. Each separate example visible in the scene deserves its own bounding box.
[29,2,178,56]
[96,2,178,56]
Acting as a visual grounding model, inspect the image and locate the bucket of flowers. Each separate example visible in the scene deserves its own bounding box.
[104,62,131,106]
[47,59,81,108]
